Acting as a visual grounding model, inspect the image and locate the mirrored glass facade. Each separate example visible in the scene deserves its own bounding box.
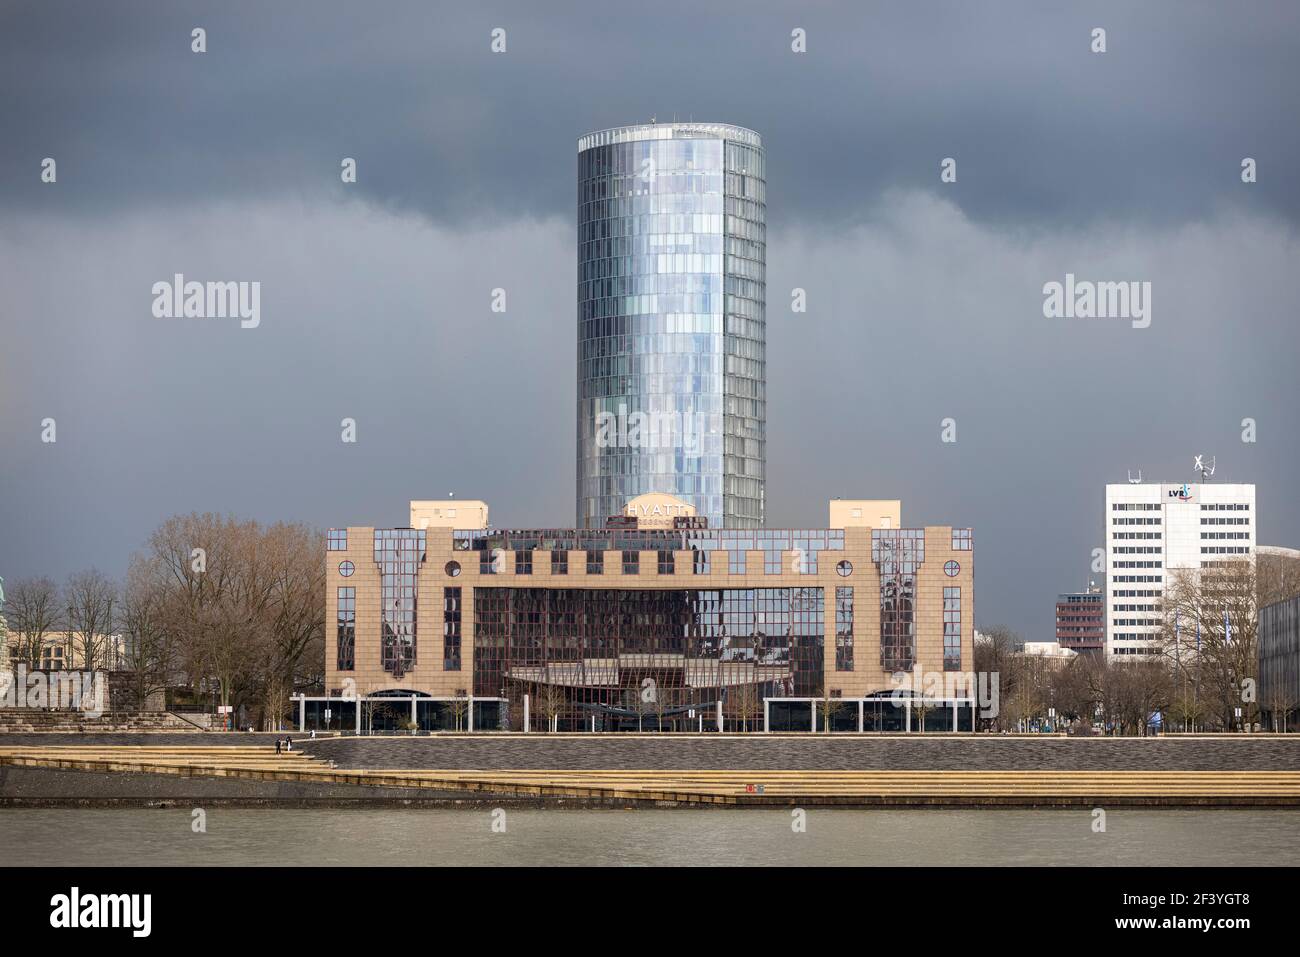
[453,527,843,573]
[373,529,425,677]
[577,123,765,528]
[473,586,822,729]
[873,528,925,673]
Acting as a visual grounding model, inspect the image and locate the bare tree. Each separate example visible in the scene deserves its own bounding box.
[821,693,846,733]
[1009,653,1052,731]
[729,677,761,733]
[119,562,177,710]
[64,569,117,671]
[256,522,326,728]
[973,625,1019,731]
[135,512,324,729]
[1263,681,1296,733]
[5,577,61,668]
[1158,561,1259,730]
[1084,656,1172,736]
[534,682,564,732]
[1049,656,1096,729]
[448,691,469,732]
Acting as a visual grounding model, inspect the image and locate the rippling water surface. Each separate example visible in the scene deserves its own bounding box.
[3,807,1299,866]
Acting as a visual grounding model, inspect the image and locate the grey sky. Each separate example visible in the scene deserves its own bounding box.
[1,0,1298,640]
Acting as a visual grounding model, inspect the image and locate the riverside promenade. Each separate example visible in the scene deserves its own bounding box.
[2,733,1299,807]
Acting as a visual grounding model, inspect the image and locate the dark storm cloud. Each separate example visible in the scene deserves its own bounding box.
[2,0,1299,228]
[1,0,1298,641]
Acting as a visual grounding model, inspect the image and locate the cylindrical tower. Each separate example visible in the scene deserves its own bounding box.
[576,122,766,528]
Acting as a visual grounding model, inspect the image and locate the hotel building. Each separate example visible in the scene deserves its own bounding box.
[1104,481,1256,657]
[304,494,976,733]
[576,123,766,529]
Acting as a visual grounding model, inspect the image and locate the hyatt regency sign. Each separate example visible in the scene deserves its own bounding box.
[622,493,699,530]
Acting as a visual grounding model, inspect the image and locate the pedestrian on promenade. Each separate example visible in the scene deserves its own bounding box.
[275,738,282,754]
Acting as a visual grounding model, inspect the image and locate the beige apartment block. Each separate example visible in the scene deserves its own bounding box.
[5,632,125,671]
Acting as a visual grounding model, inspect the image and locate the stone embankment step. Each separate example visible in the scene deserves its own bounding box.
[0,710,204,733]
[1,745,1298,806]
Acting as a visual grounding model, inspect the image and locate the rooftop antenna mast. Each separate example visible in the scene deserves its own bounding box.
[1193,455,1216,481]
[1127,469,1142,484]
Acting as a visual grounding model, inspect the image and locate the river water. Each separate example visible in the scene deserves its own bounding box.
[3,807,1299,865]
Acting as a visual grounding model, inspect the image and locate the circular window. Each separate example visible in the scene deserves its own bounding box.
[944,560,960,577]
[445,561,462,577]
[836,560,853,577]
[338,560,354,577]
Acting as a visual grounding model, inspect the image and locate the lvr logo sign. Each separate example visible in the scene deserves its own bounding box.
[1168,484,1192,502]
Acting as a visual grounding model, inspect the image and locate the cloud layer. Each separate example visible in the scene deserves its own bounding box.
[2,0,1298,638]
[3,190,1296,637]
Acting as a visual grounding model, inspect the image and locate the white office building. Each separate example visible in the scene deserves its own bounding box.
[1105,481,1256,656]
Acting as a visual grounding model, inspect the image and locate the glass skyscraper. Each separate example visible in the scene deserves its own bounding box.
[576,123,765,528]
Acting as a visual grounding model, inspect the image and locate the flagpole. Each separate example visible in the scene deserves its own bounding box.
[1195,618,1201,734]
[1175,609,1183,732]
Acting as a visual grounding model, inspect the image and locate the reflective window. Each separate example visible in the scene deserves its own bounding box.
[473,586,823,729]
[444,587,462,671]
[373,529,425,676]
[336,587,355,671]
[944,560,960,577]
[835,586,854,672]
[944,586,962,671]
[338,560,354,577]
[327,529,347,551]
[874,529,925,673]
